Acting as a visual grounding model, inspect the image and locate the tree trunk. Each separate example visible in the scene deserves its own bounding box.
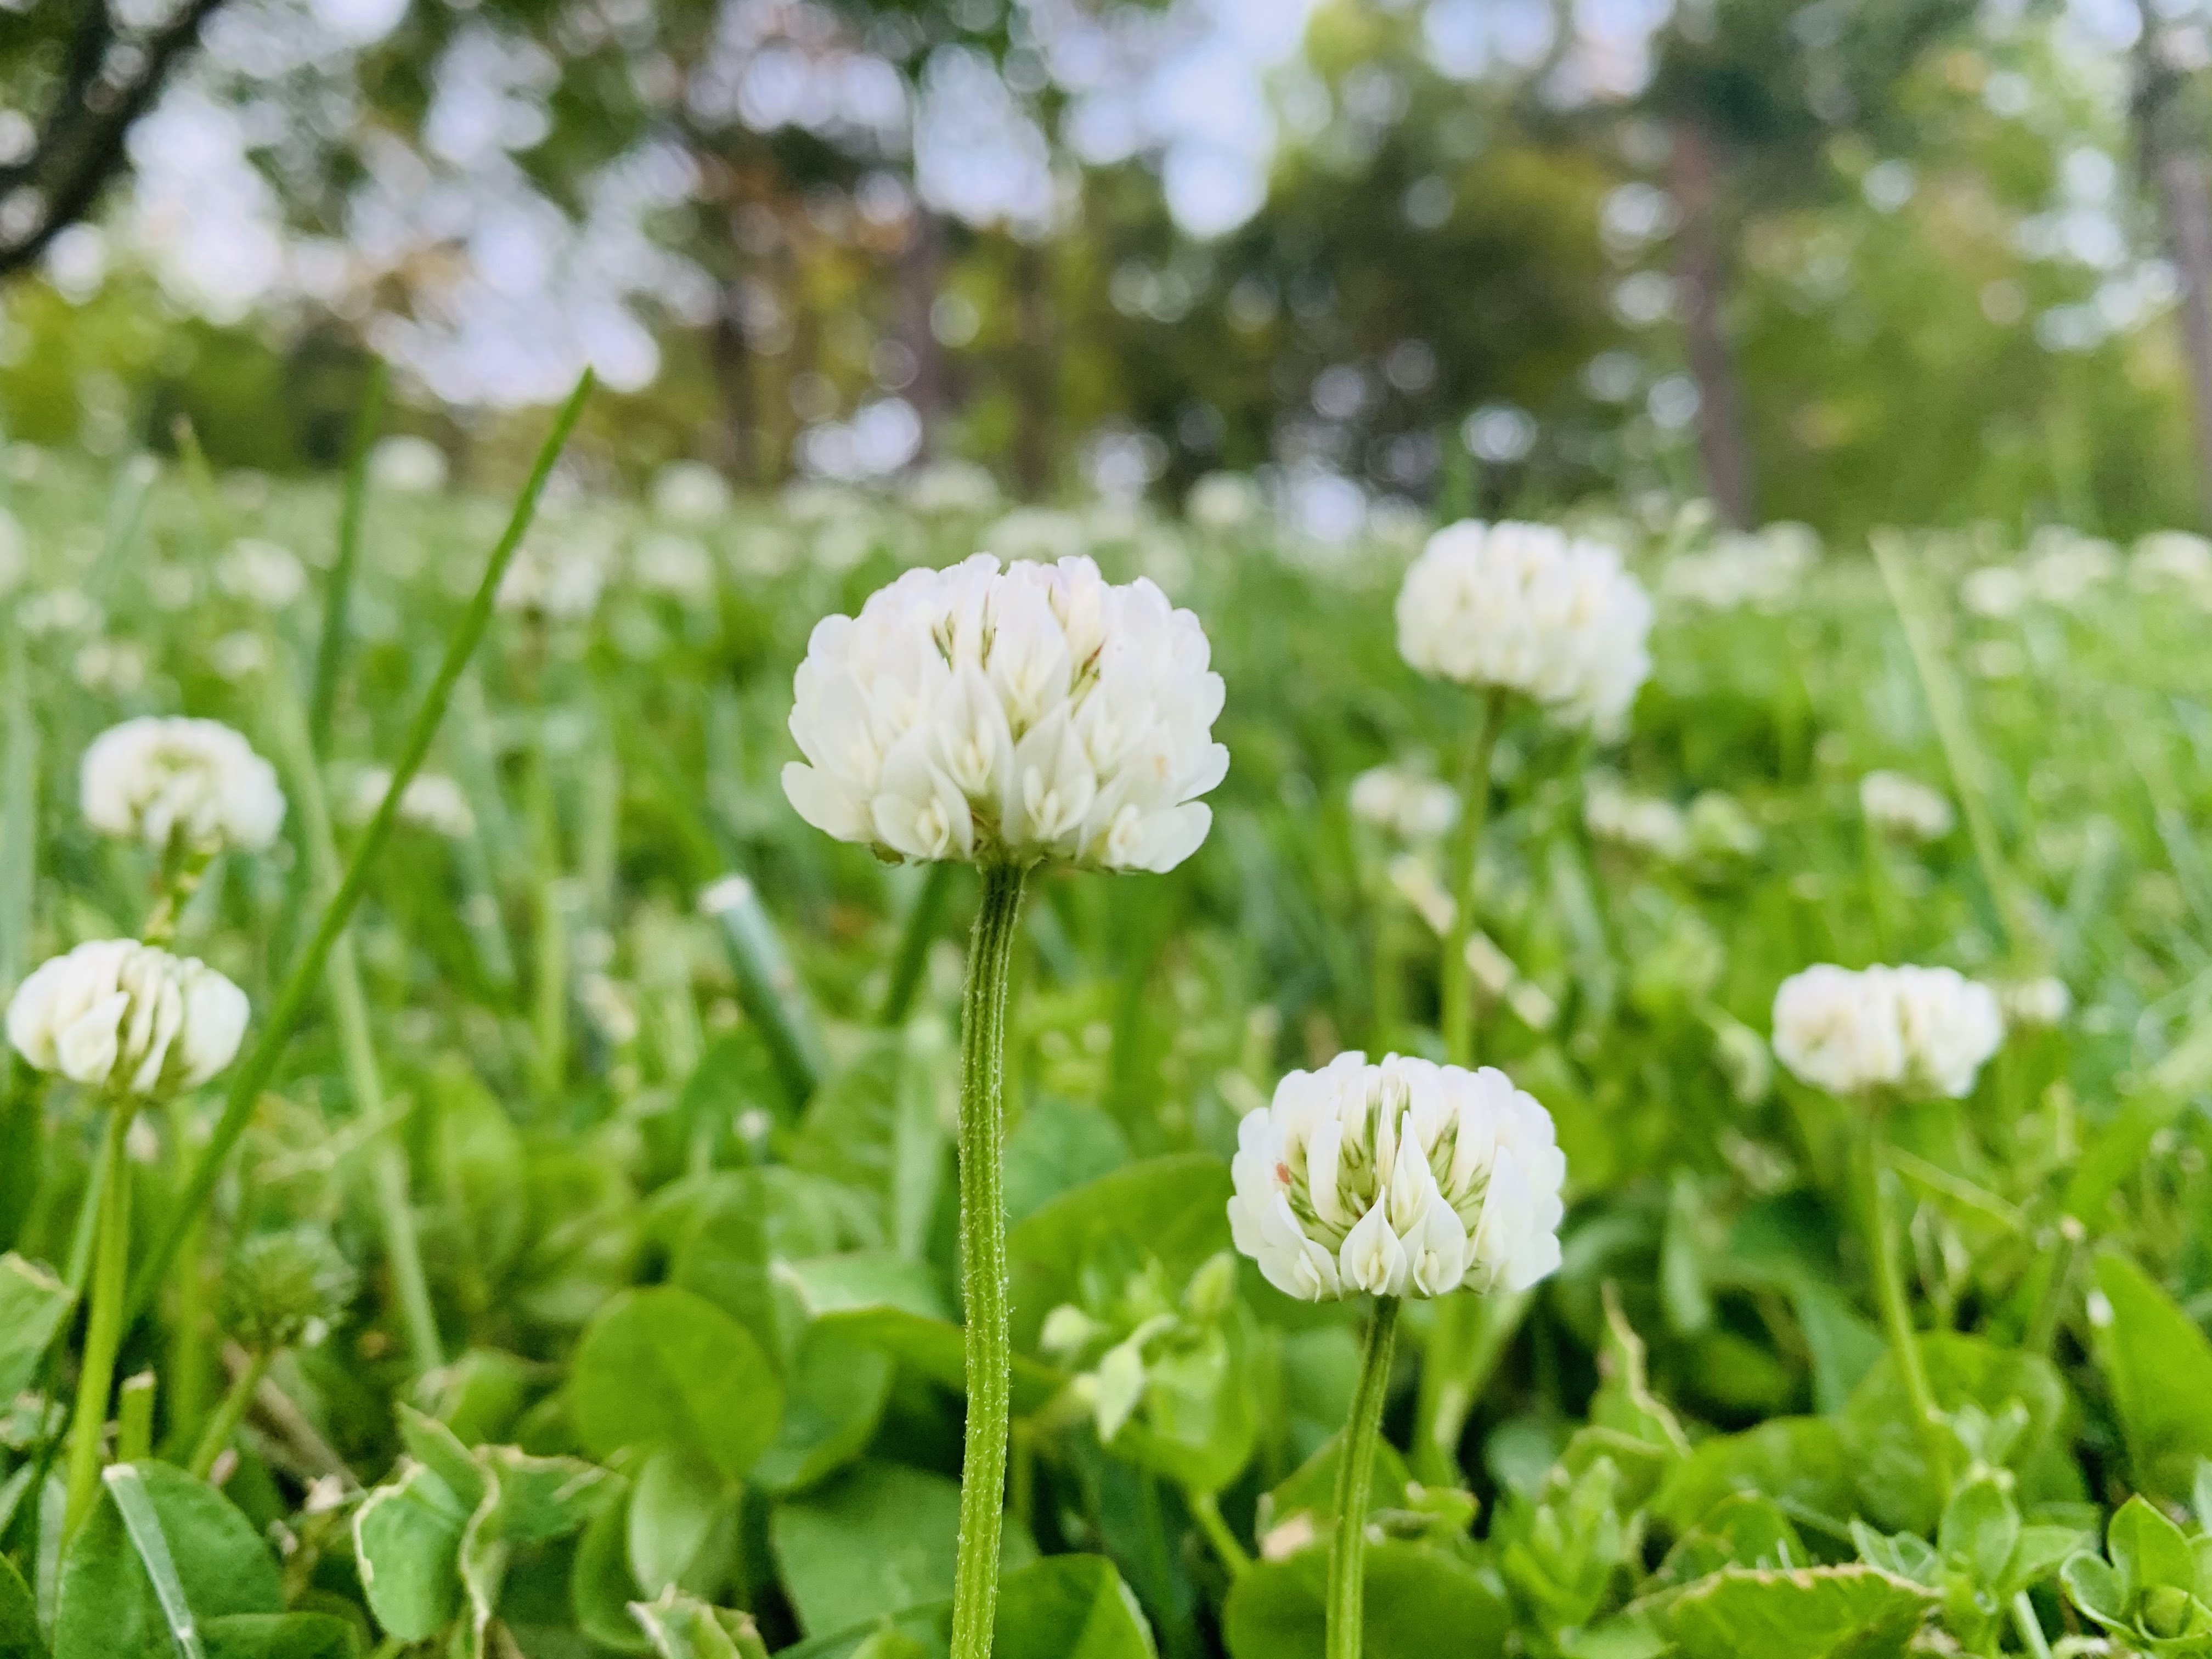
[710,281,757,483]
[1667,119,1757,530]
[2136,7,2212,527]
[900,208,951,458]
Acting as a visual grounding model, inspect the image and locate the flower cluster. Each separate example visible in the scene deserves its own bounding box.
[1228,1053,1566,1302]
[781,554,1228,872]
[342,767,476,840]
[1584,774,1690,860]
[217,539,307,610]
[1860,771,1954,843]
[7,939,249,1097]
[1660,523,1819,612]
[1348,764,1458,843]
[1770,963,2002,1101]
[81,717,286,855]
[1396,520,1653,735]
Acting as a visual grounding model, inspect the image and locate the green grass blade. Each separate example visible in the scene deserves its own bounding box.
[307,359,387,757]
[127,370,595,1320]
[702,872,826,1109]
[103,1464,207,1659]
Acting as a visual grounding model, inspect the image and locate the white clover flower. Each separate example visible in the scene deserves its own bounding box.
[498,528,608,621]
[904,460,1001,517]
[1187,472,1263,533]
[1995,975,2072,1030]
[0,506,24,596]
[81,717,286,854]
[1584,774,1689,860]
[984,508,1089,564]
[1860,771,1954,843]
[1348,765,1459,843]
[209,631,269,684]
[1396,520,1653,736]
[1771,963,2002,1101]
[651,460,733,524]
[1960,565,2029,620]
[1228,1053,1566,1302]
[2024,526,2118,603]
[73,640,147,695]
[7,939,249,1097]
[342,767,475,840]
[1686,791,1762,860]
[2134,531,2212,603]
[1661,523,1818,612]
[631,533,718,603]
[369,435,449,495]
[782,554,1228,873]
[217,539,307,610]
[18,588,99,636]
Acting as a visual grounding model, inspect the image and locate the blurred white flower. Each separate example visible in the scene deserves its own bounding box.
[650,460,732,524]
[0,507,24,596]
[209,631,270,684]
[342,767,476,840]
[1348,765,1459,843]
[2024,526,2118,603]
[904,460,1002,517]
[630,533,718,603]
[782,554,1228,873]
[1227,1053,1566,1302]
[2134,530,2212,603]
[983,508,1088,564]
[1584,774,1689,860]
[217,539,307,610]
[369,435,449,495]
[18,589,99,636]
[1661,523,1818,611]
[1396,520,1653,736]
[497,527,608,621]
[1187,472,1263,533]
[1860,771,1954,843]
[7,939,249,1097]
[1771,963,2002,1101]
[81,716,285,854]
[73,640,148,695]
[1687,791,1763,860]
[1960,565,2029,620]
[1995,975,2072,1030]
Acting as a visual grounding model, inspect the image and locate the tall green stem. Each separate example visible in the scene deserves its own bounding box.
[65,1106,133,1538]
[1857,1116,1953,1494]
[1327,1296,1401,1659]
[949,862,1028,1659]
[186,1347,273,1480]
[1440,693,1505,1067]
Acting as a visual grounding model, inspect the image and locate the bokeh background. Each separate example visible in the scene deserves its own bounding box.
[0,0,2207,539]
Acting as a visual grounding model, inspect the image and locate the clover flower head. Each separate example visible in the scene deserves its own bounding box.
[1860,770,1954,843]
[343,766,476,840]
[1348,764,1459,844]
[781,553,1228,873]
[81,716,286,854]
[221,1227,358,1352]
[1396,520,1653,736]
[904,460,1002,517]
[1995,975,2072,1030]
[369,435,449,495]
[1584,774,1689,860]
[650,460,732,524]
[217,538,307,610]
[631,532,719,603]
[7,939,249,1097]
[1228,1053,1566,1303]
[1771,963,2001,1101]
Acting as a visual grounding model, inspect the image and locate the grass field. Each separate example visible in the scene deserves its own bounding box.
[4,417,2212,1659]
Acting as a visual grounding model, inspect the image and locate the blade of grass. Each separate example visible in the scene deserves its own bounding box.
[702,872,826,1109]
[103,1463,207,1659]
[0,630,38,1096]
[127,371,594,1320]
[308,359,386,757]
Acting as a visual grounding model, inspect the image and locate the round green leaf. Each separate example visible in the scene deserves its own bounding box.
[569,1287,784,1482]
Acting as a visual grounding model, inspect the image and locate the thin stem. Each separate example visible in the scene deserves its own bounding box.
[65,1105,133,1539]
[185,1347,272,1481]
[115,1370,154,1464]
[308,359,385,757]
[949,862,1029,1659]
[162,1108,208,1457]
[2010,1590,2053,1659]
[880,861,956,1026]
[1327,1296,1401,1659]
[128,371,593,1322]
[1189,1489,1250,1581]
[1857,1117,1953,1496]
[2023,1216,2085,1358]
[1440,693,1505,1068]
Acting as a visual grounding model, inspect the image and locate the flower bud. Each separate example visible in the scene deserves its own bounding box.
[1227,1054,1566,1303]
[7,940,249,1098]
[80,717,285,855]
[220,1227,358,1353]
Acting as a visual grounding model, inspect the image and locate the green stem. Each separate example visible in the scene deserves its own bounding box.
[115,1370,155,1464]
[185,1348,273,1481]
[949,862,1028,1659]
[1189,1489,1251,1581]
[1440,693,1505,1068]
[1327,1296,1401,1659]
[528,743,568,1105]
[308,360,385,756]
[128,371,593,1323]
[2009,1590,2052,1659]
[880,862,956,1026]
[65,1106,133,1539]
[162,1108,208,1459]
[1857,1117,1953,1496]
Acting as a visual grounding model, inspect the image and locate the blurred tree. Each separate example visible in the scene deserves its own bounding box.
[2130,0,2212,527]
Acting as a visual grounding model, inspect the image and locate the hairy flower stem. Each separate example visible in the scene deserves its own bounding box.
[1857,1118,1953,1495]
[1328,1295,1401,1659]
[950,862,1029,1659]
[185,1347,272,1480]
[64,1105,133,1539]
[1440,691,1505,1067]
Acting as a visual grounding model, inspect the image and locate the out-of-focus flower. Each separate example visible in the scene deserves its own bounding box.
[651,461,732,524]
[1960,565,2029,620]
[7,939,249,1097]
[1187,472,1263,533]
[984,508,1088,563]
[73,640,147,695]
[369,435,449,495]
[217,539,307,610]
[782,554,1228,873]
[631,533,718,603]
[1661,522,1818,611]
[1770,963,2001,1101]
[2134,531,2212,604]
[1584,774,1689,859]
[1396,520,1652,736]
[81,716,285,854]
[1349,765,1459,843]
[1687,791,1762,860]
[210,631,269,683]
[18,589,99,636]
[0,507,24,596]
[220,1227,357,1352]
[2024,526,2118,603]
[1860,771,1954,843]
[1227,1053,1566,1301]
[498,527,608,621]
[578,973,641,1047]
[341,767,475,840]
[905,460,1002,517]
[1995,975,2072,1030]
